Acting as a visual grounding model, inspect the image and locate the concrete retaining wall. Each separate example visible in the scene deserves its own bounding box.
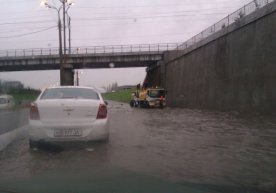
[149,2,276,113]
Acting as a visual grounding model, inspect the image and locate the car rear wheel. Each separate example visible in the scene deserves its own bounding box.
[102,134,110,143]
[145,101,150,108]
[29,140,38,149]
[102,137,109,143]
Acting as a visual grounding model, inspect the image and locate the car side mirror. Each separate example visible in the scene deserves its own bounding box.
[104,101,108,106]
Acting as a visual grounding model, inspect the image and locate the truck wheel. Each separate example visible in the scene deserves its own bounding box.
[145,101,150,108]
[130,100,134,107]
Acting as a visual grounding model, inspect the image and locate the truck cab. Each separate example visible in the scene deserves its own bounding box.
[130,88,166,108]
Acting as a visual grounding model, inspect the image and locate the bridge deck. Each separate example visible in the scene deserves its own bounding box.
[0,44,177,71]
[0,52,164,71]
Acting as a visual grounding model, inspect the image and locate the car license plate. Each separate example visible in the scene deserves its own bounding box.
[54,128,82,137]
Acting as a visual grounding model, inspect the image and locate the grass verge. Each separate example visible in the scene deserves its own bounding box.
[11,93,39,107]
[102,90,132,103]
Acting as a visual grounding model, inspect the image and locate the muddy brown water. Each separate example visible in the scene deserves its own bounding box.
[0,102,275,192]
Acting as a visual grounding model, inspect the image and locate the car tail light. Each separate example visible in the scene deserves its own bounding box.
[97,104,107,119]
[30,103,40,120]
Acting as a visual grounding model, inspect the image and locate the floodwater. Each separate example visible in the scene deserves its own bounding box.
[0,102,275,193]
[0,108,28,135]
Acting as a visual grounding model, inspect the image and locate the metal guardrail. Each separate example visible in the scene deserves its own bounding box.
[178,0,274,50]
[0,43,180,58]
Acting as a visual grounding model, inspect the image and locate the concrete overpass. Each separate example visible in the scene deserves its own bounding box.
[0,44,179,71]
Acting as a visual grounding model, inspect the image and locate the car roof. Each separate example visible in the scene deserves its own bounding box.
[46,86,96,90]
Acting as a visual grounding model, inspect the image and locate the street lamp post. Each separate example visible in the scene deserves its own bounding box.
[68,16,71,54]
[42,0,74,86]
[66,6,72,54]
[65,3,73,84]
[43,2,64,85]
[61,0,74,55]
[62,0,66,56]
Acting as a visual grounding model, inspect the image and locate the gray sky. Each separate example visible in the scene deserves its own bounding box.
[0,0,251,89]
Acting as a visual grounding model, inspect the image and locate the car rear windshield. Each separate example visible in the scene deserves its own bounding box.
[40,88,100,100]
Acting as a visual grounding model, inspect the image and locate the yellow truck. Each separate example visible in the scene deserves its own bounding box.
[130,87,166,108]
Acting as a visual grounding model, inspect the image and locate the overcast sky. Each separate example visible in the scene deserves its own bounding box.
[0,0,251,89]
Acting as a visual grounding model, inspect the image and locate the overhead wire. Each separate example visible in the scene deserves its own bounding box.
[0,14,55,22]
[0,25,59,34]
[73,1,242,10]
[0,20,55,26]
[73,12,228,22]
[0,26,57,39]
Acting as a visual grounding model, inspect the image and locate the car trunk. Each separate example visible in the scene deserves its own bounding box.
[37,99,101,124]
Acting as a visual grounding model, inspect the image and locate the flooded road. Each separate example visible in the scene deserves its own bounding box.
[0,102,275,193]
[0,108,28,135]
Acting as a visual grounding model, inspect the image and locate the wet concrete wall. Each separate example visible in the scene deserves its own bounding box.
[146,67,161,87]
[148,2,276,113]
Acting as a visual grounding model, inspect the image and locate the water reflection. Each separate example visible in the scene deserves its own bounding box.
[0,103,275,192]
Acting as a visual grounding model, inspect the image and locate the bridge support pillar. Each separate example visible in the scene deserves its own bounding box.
[60,63,74,86]
[146,65,161,88]
[160,61,166,89]
[145,61,166,89]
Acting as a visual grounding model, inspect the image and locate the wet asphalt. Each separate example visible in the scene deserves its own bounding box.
[0,102,275,193]
[0,108,28,135]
